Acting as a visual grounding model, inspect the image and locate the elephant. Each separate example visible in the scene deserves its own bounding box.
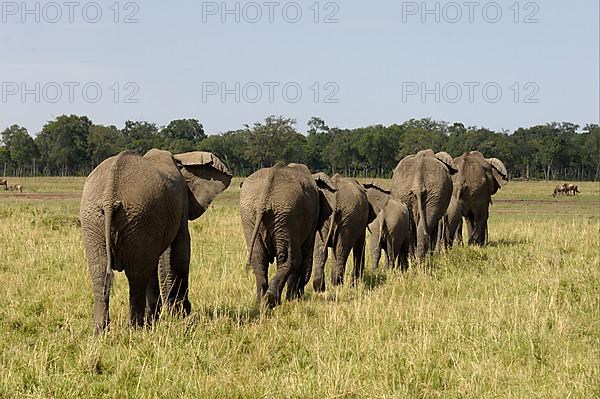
[369,198,412,271]
[311,174,376,292]
[240,163,336,307]
[390,149,457,261]
[443,151,508,246]
[0,179,7,190]
[80,149,232,333]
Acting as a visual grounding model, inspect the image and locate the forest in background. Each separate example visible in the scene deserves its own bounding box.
[1,114,599,180]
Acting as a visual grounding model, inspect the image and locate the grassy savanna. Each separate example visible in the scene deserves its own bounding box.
[0,178,598,398]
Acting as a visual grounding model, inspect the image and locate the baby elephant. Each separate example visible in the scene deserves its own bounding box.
[369,199,412,271]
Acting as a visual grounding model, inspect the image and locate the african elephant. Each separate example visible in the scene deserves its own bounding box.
[391,149,457,261]
[444,151,508,246]
[240,163,336,307]
[369,198,412,271]
[80,149,232,333]
[312,174,376,292]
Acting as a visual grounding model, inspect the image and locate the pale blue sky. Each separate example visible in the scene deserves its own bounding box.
[1,0,598,135]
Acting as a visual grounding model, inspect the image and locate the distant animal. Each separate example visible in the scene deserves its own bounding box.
[240,163,336,307]
[552,185,566,197]
[564,183,580,196]
[9,184,23,193]
[0,179,8,190]
[80,149,232,334]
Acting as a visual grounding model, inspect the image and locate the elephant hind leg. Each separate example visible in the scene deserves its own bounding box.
[92,286,110,335]
[126,273,150,329]
[399,239,410,272]
[159,222,192,316]
[145,271,162,327]
[331,241,351,286]
[266,242,299,307]
[351,232,366,284]
[248,241,269,304]
[312,233,328,293]
[369,222,382,271]
[85,239,111,334]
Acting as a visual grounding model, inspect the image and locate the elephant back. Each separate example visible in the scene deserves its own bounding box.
[81,152,185,265]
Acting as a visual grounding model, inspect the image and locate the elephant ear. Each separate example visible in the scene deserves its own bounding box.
[363,182,391,223]
[174,151,233,220]
[487,158,509,191]
[435,152,458,175]
[313,173,337,232]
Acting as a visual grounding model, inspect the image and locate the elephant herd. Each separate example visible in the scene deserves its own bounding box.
[79,149,508,333]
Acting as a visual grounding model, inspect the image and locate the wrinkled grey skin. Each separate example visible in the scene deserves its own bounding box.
[442,151,508,246]
[363,182,391,216]
[80,149,232,333]
[438,191,463,247]
[312,174,375,292]
[370,198,412,271]
[391,149,457,261]
[240,163,336,307]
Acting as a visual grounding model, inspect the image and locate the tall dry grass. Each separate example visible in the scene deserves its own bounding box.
[0,179,598,398]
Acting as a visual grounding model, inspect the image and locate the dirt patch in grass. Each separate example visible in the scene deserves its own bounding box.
[0,192,82,201]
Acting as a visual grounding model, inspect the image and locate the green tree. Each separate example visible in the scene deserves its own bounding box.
[8,127,38,166]
[35,115,91,173]
[122,121,161,154]
[245,116,305,168]
[87,125,123,166]
[160,119,206,153]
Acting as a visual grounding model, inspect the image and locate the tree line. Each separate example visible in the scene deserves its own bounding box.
[1,114,599,181]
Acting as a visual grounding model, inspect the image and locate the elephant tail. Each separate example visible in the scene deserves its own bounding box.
[322,211,336,257]
[247,210,264,268]
[405,204,416,258]
[101,152,127,305]
[416,189,428,241]
[102,202,115,306]
[102,199,122,307]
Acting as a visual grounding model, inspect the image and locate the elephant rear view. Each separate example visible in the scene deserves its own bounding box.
[370,198,412,271]
[80,149,231,333]
[312,174,377,292]
[391,149,457,261]
[240,163,336,307]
